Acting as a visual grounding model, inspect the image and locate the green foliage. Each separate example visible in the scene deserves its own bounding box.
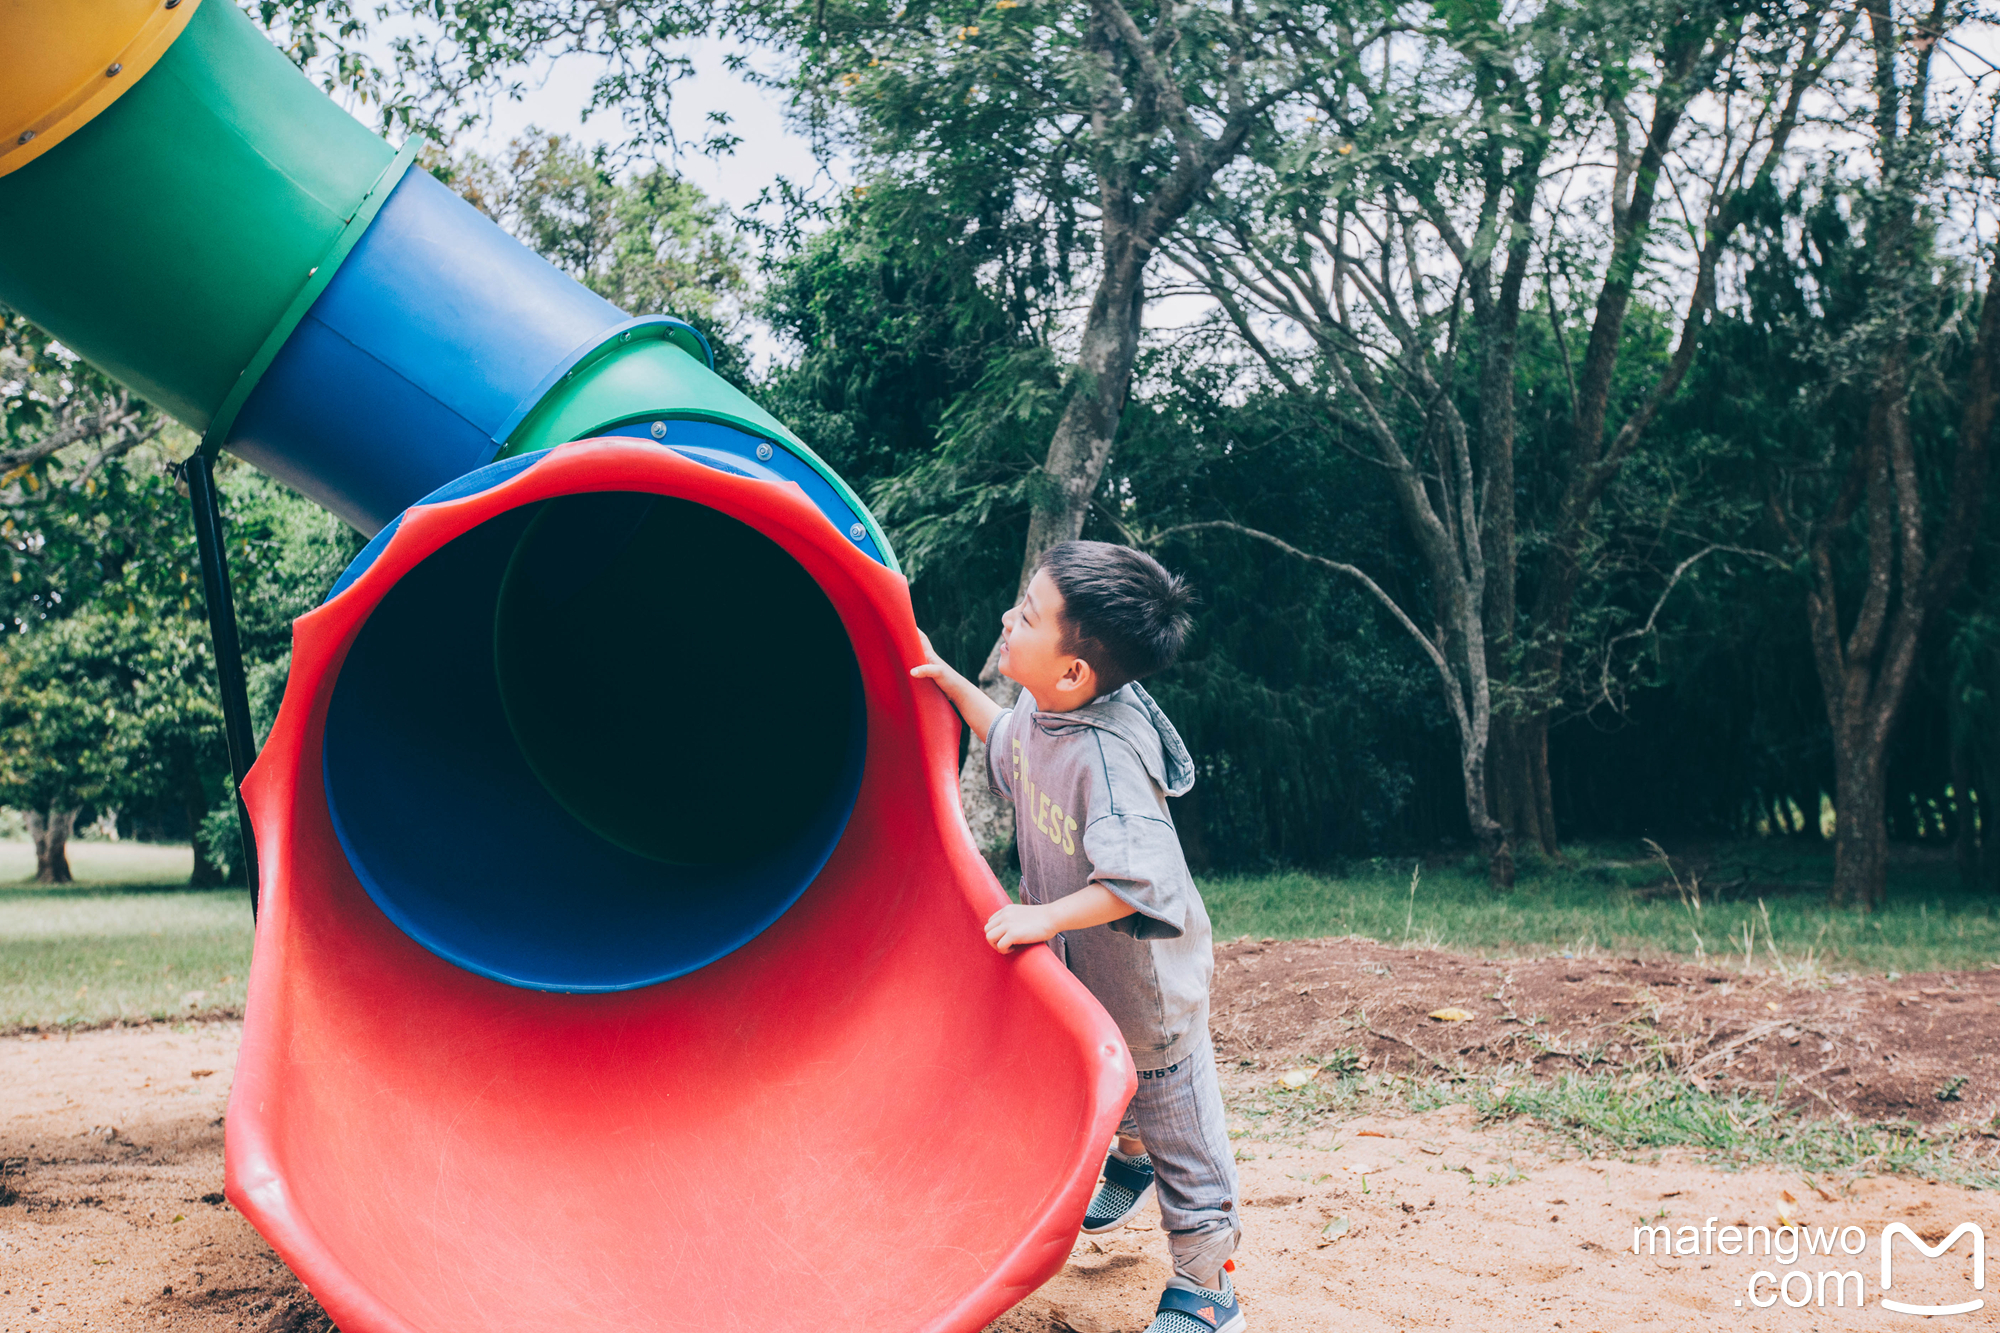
[2,608,228,810]
[1,307,362,877]
[0,316,185,634]
[760,179,1058,487]
[439,133,748,325]
[221,465,368,743]
[758,179,1062,674]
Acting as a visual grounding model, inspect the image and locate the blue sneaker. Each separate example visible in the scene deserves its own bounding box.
[1145,1270,1246,1333]
[1080,1147,1154,1233]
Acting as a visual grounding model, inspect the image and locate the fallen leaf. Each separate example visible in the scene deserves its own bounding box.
[1280,1068,1319,1088]
[1319,1216,1351,1246]
[190,1070,215,1079]
[1429,1008,1475,1022]
[1765,1001,1782,1012]
[1781,1189,1795,1204]
[1355,1129,1387,1138]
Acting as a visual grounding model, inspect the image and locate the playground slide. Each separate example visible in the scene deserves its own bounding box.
[0,4,1136,1329]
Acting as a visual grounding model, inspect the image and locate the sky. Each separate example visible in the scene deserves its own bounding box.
[449,40,842,221]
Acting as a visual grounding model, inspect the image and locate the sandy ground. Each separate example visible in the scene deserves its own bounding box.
[4,1018,1995,1331]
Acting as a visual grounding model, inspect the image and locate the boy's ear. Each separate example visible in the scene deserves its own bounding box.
[1054,655,1095,695]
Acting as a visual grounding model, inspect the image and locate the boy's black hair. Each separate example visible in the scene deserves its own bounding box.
[1037,540,1195,695]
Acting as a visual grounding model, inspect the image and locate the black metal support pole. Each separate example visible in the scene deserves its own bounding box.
[184,450,262,916]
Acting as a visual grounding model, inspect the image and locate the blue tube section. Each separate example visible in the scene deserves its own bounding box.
[225,170,623,534]
[321,494,868,992]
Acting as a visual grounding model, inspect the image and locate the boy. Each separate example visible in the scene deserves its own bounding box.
[911,540,1244,1333]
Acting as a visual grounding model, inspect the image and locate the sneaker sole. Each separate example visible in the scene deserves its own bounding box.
[1079,1181,1154,1234]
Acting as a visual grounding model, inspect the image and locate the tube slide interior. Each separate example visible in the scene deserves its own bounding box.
[322,488,865,992]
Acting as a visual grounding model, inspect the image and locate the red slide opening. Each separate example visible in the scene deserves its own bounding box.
[225,438,1135,1333]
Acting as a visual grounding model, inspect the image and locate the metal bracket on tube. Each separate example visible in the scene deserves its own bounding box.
[180,452,262,915]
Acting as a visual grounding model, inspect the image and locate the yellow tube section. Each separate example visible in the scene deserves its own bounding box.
[0,0,202,179]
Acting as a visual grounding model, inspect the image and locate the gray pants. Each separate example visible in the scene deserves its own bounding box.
[1117,1028,1241,1288]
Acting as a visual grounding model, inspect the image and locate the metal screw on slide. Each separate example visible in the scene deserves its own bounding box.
[15,131,31,145]
[650,420,667,439]
[756,442,773,461]
[178,451,262,917]
[849,523,866,542]
[106,63,123,76]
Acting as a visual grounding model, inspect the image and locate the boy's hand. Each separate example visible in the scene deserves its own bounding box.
[909,629,1003,743]
[984,885,1136,954]
[984,902,1058,952]
[908,630,951,683]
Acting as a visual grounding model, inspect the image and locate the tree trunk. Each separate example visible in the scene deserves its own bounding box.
[1491,718,1557,856]
[1463,737,1513,890]
[25,806,77,884]
[956,218,1150,867]
[186,781,225,888]
[1831,742,1889,909]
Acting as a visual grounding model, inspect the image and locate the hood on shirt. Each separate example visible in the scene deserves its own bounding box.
[1028,681,1195,797]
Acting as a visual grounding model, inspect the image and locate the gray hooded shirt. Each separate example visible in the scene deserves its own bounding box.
[987,681,1214,1069]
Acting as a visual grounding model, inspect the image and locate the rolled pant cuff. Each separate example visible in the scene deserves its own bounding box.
[1168,1222,1241,1290]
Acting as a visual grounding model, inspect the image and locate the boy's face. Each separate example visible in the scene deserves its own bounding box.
[998,568,1098,711]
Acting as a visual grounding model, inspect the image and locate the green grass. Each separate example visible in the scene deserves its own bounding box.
[0,840,251,1031]
[1228,1052,2000,1190]
[1199,839,2000,975]
[3,836,1995,1033]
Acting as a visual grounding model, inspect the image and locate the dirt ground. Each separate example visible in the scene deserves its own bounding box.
[1206,935,2000,1127]
[4,940,1997,1332]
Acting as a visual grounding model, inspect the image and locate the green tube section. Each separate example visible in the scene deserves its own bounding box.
[0,0,393,434]
[497,324,896,570]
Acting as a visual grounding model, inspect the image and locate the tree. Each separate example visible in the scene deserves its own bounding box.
[0,614,200,880]
[4,302,371,881]
[1743,0,2000,907]
[1170,0,1850,880]
[763,0,1333,861]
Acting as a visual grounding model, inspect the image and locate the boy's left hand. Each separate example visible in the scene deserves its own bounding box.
[984,902,1057,952]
